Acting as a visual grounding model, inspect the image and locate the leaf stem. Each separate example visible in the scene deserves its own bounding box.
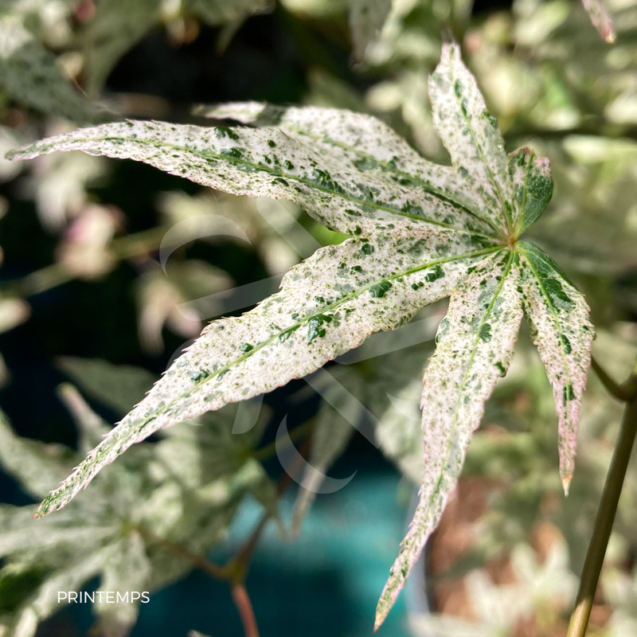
[228,437,312,580]
[252,421,312,461]
[590,356,633,402]
[4,225,169,297]
[566,362,637,637]
[231,583,260,637]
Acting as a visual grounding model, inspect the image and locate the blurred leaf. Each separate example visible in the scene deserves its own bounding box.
[56,357,157,416]
[581,0,615,43]
[0,15,107,122]
[291,367,360,534]
[0,297,30,334]
[186,0,272,25]
[349,0,392,61]
[0,392,275,637]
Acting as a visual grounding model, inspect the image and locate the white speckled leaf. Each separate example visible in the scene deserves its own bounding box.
[0,504,114,559]
[349,0,392,60]
[0,398,273,637]
[34,237,498,516]
[6,119,497,241]
[518,241,594,492]
[375,250,524,628]
[1,545,117,637]
[0,16,108,123]
[197,102,500,236]
[581,0,615,43]
[429,42,512,234]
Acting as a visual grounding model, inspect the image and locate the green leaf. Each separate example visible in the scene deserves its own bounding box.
[508,148,553,235]
[79,0,163,96]
[518,241,594,492]
[185,0,272,24]
[0,16,108,123]
[80,0,272,95]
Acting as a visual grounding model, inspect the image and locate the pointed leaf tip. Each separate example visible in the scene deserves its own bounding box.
[581,0,615,44]
[562,474,572,497]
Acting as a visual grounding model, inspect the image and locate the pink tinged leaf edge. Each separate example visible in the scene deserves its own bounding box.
[581,0,616,43]
[374,253,524,629]
[519,250,595,495]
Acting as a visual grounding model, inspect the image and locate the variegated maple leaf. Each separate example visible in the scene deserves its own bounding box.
[6,41,594,628]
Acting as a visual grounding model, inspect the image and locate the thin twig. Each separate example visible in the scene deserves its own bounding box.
[229,437,312,578]
[590,356,633,402]
[567,364,637,637]
[231,583,260,637]
[4,225,169,297]
[252,421,312,461]
[134,525,230,580]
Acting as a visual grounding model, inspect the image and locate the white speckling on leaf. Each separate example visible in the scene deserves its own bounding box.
[196,101,498,238]
[6,118,496,241]
[34,236,496,516]
[429,41,513,235]
[94,532,151,637]
[375,250,524,628]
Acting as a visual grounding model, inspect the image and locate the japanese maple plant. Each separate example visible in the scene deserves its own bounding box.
[7,40,636,635]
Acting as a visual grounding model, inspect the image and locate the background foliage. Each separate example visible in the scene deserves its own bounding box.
[0,0,636,636]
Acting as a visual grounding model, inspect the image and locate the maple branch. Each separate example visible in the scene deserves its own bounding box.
[567,359,637,637]
[134,525,230,580]
[134,525,261,637]
[231,583,260,637]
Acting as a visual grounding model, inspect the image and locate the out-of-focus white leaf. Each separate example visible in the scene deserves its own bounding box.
[0,297,30,334]
[0,16,108,122]
[350,0,393,60]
